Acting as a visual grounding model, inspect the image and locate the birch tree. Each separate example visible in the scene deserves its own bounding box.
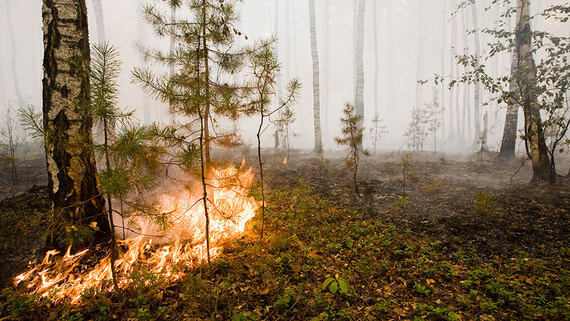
[354,0,366,119]
[308,0,322,154]
[91,0,106,42]
[42,0,110,248]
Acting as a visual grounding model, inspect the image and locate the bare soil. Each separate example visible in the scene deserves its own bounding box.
[250,150,570,259]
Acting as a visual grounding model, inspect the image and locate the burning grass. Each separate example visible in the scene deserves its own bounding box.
[12,165,259,304]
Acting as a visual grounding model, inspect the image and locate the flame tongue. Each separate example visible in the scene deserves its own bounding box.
[15,165,259,303]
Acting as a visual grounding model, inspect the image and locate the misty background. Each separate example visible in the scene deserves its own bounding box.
[0,0,567,153]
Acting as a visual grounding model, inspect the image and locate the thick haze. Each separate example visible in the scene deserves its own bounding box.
[0,0,567,153]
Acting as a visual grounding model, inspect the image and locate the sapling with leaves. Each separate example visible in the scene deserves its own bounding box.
[335,102,369,195]
[369,113,388,156]
[426,90,443,154]
[0,104,23,185]
[90,43,166,288]
[273,105,296,159]
[405,108,429,152]
[247,44,300,240]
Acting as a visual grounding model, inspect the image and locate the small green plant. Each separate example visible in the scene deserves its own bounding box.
[322,274,349,295]
[137,307,150,321]
[413,282,432,297]
[473,191,497,215]
[232,311,259,321]
[274,287,296,313]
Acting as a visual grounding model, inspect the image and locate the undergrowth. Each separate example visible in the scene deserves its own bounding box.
[0,181,568,320]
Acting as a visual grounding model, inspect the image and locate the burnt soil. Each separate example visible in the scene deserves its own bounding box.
[247,149,569,259]
[0,150,568,287]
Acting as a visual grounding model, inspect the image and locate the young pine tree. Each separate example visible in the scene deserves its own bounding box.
[248,45,300,239]
[132,0,260,263]
[335,103,369,195]
[91,42,166,288]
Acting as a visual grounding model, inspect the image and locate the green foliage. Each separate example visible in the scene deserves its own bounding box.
[232,311,259,321]
[321,274,349,295]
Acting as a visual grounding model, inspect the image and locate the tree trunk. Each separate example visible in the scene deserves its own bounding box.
[448,0,457,140]
[309,0,322,154]
[92,0,106,43]
[461,11,470,143]
[497,50,519,160]
[515,0,551,182]
[373,0,379,118]
[440,0,446,139]
[354,0,365,119]
[42,0,110,248]
[274,0,281,149]
[322,0,330,148]
[5,1,26,107]
[415,0,424,111]
[471,2,482,148]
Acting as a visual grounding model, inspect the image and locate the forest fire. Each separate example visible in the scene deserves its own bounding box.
[13,166,259,303]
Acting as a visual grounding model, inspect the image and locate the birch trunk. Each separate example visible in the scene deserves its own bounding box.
[471,2,482,147]
[92,0,105,42]
[373,0,379,117]
[322,0,330,147]
[440,0,446,139]
[309,0,322,154]
[42,0,110,247]
[515,0,551,181]
[415,0,424,111]
[354,0,365,118]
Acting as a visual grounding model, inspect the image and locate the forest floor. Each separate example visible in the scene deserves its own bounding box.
[0,150,569,320]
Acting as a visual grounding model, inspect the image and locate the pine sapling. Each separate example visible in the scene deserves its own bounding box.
[335,103,369,195]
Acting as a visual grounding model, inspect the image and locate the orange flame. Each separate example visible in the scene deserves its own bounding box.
[283,157,287,165]
[14,165,259,303]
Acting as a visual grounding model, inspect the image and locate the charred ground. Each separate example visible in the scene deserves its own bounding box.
[0,150,569,320]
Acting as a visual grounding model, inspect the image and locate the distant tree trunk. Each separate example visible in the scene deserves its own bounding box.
[498,51,519,160]
[449,0,458,140]
[373,0,379,118]
[322,0,330,148]
[471,2,482,148]
[135,0,152,124]
[42,0,110,248]
[440,0,446,139]
[309,0,322,154]
[415,0,424,111]
[461,11,470,142]
[274,0,281,149]
[386,0,394,126]
[515,0,551,181]
[353,0,357,96]
[354,0,366,119]
[4,1,26,106]
[92,0,106,42]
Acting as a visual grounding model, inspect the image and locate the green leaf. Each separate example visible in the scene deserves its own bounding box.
[329,281,338,294]
[338,278,349,294]
[321,278,334,291]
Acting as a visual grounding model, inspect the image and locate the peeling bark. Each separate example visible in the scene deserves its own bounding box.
[515,0,551,182]
[43,0,109,248]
